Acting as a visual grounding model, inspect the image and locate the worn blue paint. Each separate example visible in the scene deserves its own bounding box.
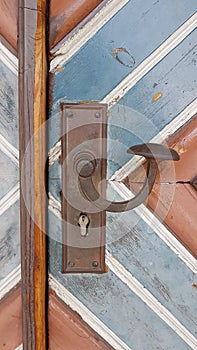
[107,30,197,175]
[107,210,197,337]
[49,0,196,148]
[52,0,196,105]
[0,59,20,283]
[49,212,192,350]
[0,59,18,148]
[0,201,20,280]
[0,150,18,200]
[48,1,197,348]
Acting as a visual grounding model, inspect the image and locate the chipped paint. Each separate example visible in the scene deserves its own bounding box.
[152,92,162,101]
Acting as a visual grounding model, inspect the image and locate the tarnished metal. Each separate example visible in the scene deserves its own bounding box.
[61,103,107,273]
[79,143,180,213]
[128,143,180,160]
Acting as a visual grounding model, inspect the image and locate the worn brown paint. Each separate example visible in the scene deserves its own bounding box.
[48,292,113,350]
[18,0,47,349]
[0,287,112,350]
[125,115,197,257]
[0,0,104,53]
[0,286,22,350]
[0,0,18,51]
[50,0,104,49]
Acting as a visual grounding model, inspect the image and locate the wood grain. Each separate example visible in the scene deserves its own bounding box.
[18,1,47,349]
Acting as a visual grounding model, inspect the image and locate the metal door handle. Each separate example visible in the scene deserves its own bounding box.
[77,143,179,213]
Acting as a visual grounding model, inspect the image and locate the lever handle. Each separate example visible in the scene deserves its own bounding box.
[77,143,179,213]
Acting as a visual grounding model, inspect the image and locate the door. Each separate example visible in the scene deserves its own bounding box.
[48,1,197,350]
[0,1,197,349]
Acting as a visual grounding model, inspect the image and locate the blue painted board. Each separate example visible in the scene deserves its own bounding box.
[0,59,18,148]
[52,0,196,106]
[107,209,197,337]
[0,150,18,200]
[49,211,192,350]
[108,30,197,175]
[0,201,20,280]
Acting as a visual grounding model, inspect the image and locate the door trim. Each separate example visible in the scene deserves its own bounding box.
[18,1,48,348]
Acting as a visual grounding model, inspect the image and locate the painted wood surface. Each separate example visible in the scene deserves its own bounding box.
[0,201,20,281]
[48,1,197,349]
[0,57,18,148]
[0,0,105,52]
[0,150,18,200]
[50,0,104,49]
[0,286,22,350]
[126,115,197,257]
[0,55,20,285]
[49,293,113,350]
[51,0,196,103]
[0,0,18,51]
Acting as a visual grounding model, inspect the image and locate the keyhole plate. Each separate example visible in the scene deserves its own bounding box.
[61,103,107,273]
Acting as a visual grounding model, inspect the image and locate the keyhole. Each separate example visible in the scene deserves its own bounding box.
[78,213,90,237]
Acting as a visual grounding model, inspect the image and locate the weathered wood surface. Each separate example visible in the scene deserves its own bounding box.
[0,59,18,148]
[51,0,196,102]
[50,0,104,49]
[0,0,104,53]
[0,150,18,200]
[0,0,18,51]
[18,0,47,348]
[0,286,22,350]
[49,293,113,349]
[0,201,20,281]
[126,116,197,257]
[48,1,197,349]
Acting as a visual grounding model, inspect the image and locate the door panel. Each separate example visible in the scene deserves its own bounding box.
[48,1,197,349]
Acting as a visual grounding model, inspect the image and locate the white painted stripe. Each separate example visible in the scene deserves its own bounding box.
[50,0,130,72]
[106,251,197,350]
[110,180,197,273]
[49,195,197,347]
[0,41,18,75]
[111,99,197,181]
[48,140,61,166]
[49,189,197,274]
[49,274,132,350]
[15,345,23,350]
[0,183,20,216]
[0,134,19,166]
[103,13,197,106]
[0,265,21,300]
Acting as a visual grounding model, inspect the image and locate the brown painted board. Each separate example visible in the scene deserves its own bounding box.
[0,286,22,350]
[125,115,197,258]
[0,287,112,350]
[0,0,104,53]
[50,0,104,49]
[0,0,18,51]
[48,292,113,350]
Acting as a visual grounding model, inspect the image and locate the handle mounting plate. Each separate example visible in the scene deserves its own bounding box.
[61,103,107,273]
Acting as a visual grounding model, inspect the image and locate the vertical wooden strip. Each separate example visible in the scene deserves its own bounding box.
[18,1,48,349]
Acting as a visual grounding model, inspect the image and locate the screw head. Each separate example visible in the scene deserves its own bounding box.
[68,261,75,268]
[95,111,100,118]
[67,110,73,117]
[92,261,98,268]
